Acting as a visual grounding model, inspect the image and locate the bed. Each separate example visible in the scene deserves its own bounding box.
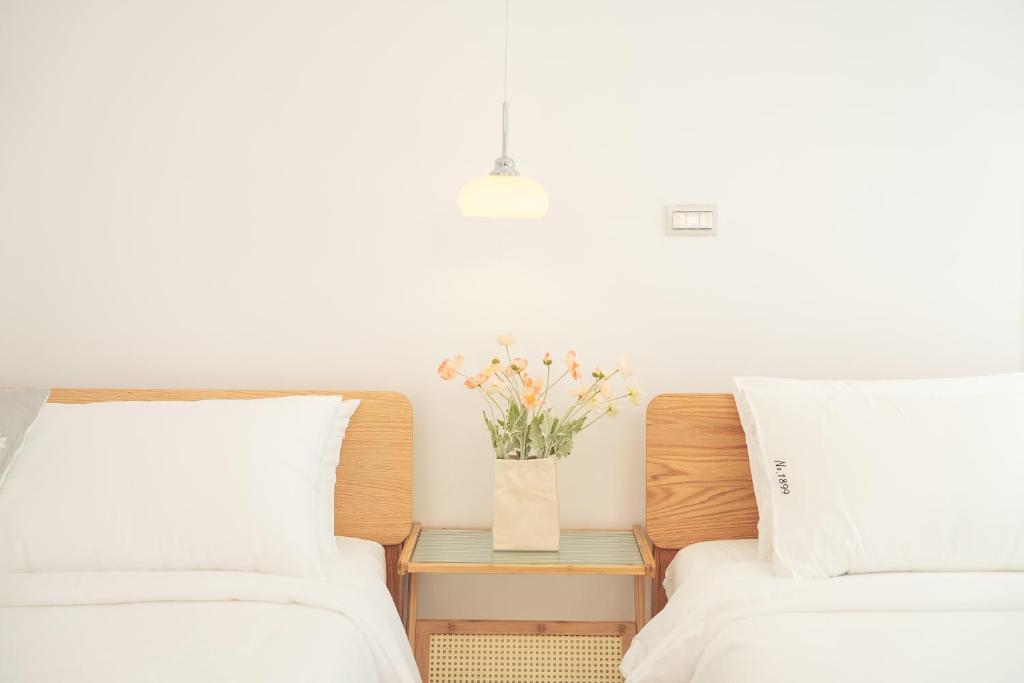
[622,390,1024,683]
[0,389,419,683]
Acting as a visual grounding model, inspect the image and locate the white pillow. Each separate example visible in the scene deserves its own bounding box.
[318,399,360,559]
[733,379,779,559]
[0,396,344,577]
[735,374,1024,578]
[663,539,759,598]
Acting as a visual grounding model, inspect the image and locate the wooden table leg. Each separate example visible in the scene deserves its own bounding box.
[634,575,646,630]
[407,573,419,643]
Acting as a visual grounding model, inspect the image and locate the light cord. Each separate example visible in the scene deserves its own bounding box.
[503,0,510,103]
[500,0,511,159]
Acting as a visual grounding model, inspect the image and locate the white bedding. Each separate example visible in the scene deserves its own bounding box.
[0,538,418,683]
[662,539,758,599]
[333,534,387,583]
[623,541,1024,683]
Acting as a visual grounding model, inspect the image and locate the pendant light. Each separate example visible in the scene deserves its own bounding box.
[458,0,548,219]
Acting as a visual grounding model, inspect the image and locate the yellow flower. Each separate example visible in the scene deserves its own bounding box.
[497,332,518,346]
[605,402,621,417]
[437,355,464,381]
[626,385,646,406]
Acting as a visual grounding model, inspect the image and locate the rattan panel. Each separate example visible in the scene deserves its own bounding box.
[428,633,624,683]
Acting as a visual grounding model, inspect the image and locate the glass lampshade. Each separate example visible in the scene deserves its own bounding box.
[457,174,549,219]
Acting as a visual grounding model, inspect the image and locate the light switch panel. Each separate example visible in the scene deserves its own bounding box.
[666,204,717,236]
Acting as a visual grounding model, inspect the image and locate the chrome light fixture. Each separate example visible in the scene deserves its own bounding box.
[458,0,548,219]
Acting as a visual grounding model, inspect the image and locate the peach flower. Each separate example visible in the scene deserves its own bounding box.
[437,354,464,380]
[522,373,544,391]
[512,357,528,373]
[543,352,552,365]
[465,372,488,389]
[564,350,581,380]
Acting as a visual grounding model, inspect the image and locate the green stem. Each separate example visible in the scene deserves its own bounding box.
[540,364,553,408]
[503,348,526,396]
[555,368,623,434]
[494,371,522,409]
[546,368,570,392]
[580,409,611,431]
[461,372,521,439]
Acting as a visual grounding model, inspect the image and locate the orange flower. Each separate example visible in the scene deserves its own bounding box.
[564,350,581,380]
[521,373,544,407]
[437,355,464,380]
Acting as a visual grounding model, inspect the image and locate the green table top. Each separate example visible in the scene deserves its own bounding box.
[408,529,646,574]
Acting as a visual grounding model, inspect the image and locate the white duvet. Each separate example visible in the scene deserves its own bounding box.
[622,541,1024,683]
[0,549,419,683]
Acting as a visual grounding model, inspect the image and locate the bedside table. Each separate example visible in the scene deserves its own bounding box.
[397,524,655,682]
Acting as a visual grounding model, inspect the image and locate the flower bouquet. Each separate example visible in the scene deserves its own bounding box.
[438,333,643,550]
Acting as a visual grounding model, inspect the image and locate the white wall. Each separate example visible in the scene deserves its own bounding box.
[2,0,1023,620]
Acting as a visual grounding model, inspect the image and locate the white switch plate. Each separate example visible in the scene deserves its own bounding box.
[666,204,718,236]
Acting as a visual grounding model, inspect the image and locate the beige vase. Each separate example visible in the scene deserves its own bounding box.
[492,457,560,551]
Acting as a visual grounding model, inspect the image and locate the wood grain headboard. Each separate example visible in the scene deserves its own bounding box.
[48,389,414,611]
[646,393,758,615]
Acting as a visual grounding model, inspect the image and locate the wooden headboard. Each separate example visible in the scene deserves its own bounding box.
[646,393,758,615]
[48,389,414,610]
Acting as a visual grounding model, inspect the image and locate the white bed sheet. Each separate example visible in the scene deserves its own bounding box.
[624,541,1024,683]
[0,541,417,683]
